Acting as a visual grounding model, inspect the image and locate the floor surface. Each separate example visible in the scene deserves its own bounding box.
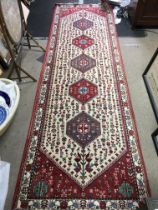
[0,1,158,210]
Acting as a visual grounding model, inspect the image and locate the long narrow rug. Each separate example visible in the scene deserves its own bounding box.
[13,3,150,210]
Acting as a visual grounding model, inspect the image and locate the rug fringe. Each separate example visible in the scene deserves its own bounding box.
[55,3,100,5]
[14,208,137,210]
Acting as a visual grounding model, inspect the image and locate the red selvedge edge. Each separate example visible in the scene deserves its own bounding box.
[12,5,59,209]
[105,1,151,197]
[106,15,141,198]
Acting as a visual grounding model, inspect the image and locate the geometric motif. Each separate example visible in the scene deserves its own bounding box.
[71,54,96,73]
[69,79,98,104]
[73,18,93,31]
[72,35,94,49]
[66,112,101,148]
[33,181,48,198]
[118,182,134,198]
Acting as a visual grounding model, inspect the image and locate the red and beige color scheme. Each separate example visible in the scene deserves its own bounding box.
[13,4,150,210]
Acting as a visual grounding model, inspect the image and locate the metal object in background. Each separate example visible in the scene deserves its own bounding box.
[0,0,45,82]
[152,128,158,156]
[143,48,158,123]
[21,0,31,8]
[143,48,158,157]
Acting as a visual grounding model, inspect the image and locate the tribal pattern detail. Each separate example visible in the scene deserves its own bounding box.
[72,35,94,49]
[69,78,98,104]
[71,53,96,73]
[73,18,93,31]
[66,111,101,148]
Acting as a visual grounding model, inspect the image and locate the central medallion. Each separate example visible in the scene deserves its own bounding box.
[71,54,96,73]
[79,86,88,95]
[73,18,93,31]
[69,78,98,104]
[72,35,94,49]
[66,112,101,148]
[77,122,90,134]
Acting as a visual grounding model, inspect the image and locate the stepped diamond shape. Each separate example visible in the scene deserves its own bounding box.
[72,35,94,49]
[71,54,96,73]
[69,79,98,104]
[66,112,101,148]
[73,18,93,31]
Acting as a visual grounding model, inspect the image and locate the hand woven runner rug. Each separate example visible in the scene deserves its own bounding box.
[13,3,150,210]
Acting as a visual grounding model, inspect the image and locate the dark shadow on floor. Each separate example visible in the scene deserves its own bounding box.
[117,19,147,37]
[27,0,55,37]
[27,0,78,37]
[27,0,147,38]
[37,54,44,63]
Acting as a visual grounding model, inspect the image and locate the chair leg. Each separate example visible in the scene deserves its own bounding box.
[8,61,37,82]
[27,32,46,52]
[16,63,37,82]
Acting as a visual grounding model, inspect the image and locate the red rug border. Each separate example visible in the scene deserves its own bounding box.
[12,3,151,209]
[106,2,151,196]
[12,5,59,209]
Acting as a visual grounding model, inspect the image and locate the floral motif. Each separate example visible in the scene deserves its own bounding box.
[118,182,134,198]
